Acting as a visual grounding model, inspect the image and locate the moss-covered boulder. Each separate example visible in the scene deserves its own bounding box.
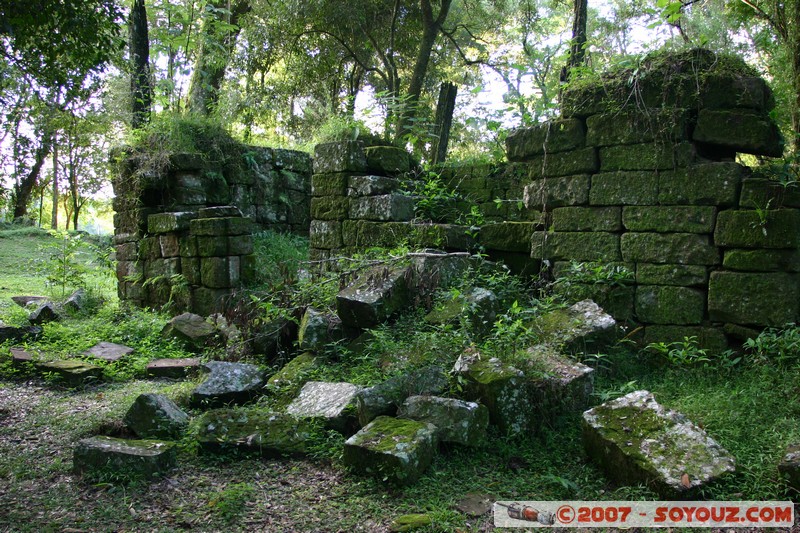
[73,436,177,481]
[778,444,800,492]
[356,366,449,426]
[286,381,361,433]
[124,393,190,440]
[161,312,217,351]
[190,361,267,408]
[195,409,312,456]
[582,390,735,497]
[398,396,489,447]
[693,109,783,157]
[343,416,438,485]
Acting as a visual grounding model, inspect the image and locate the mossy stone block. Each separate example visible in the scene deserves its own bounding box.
[623,206,716,233]
[479,222,535,253]
[600,142,695,171]
[266,352,319,399]
[138,237,161,260]
[621,233,719,265]
[190,217,251,237]
[196,409,312,456]
[636,263,707,286]
[590,171,659,205]
[364,146,410,175]
[200,257,232,288]
[228,235,253,256]
[700,74,772,111]
[37,360,103,387]
[559,77,629,117]
[73,436,177,481]
[343,416,438,485]
[714,209,800,248]
[693,109,783,157]
[148,212,197,234]
[723,249,800,272]
[196,236,227,257]
[558,283,635,322]
[552,207,621,231]
[531,231,621,262]
[348,175,401,197]
[506,119,585,160]
[311,196,349,220]
[336,265,411,328]
[658,163,743,207]
[586,109,689,147]
[527,148,598,179]
[349,194,415,221]
[313,141,367,174]
[642,326,728,353]
[708,271,798,326]
[398,396,489,447]
[740,179,800,209]
[309,220,343,249]
[583,390,735,497]
[311,173,349,197]
[635,285,705,325]
[523,175,590,209]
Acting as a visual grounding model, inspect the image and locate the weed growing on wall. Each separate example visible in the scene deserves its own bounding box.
[744,324,800,366]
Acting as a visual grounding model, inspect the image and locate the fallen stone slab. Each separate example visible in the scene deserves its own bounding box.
[73,435,177,480]
[286,381,360,433]
[9,347,34,368]
[146,358,201,379]
[83,342,134,362]
[778,444,800,492]
[196,409,312,456]
[161,312,217,351]
[424,287,499,337]
[356,366,450,427]
[190,361,266,407]
[37,359,103,387]
[533,299,617,354]
[582,390,735,496]
[525,349,594,418]
[124,393,190,440]
[11,295,49,308]
[398,396,489,447]
[0,323,42,343]
[343,416,438,485]
[29,302,60,325]
[336,265,412,329]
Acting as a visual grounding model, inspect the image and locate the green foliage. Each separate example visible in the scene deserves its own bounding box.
[552,260,633,304]
[312,115,374,144]
[35,230,112,299]
[645,336,711,367]
[250,231,309,292]
[408,171,466,223]
[744,324,800,366]
[207,482,256,522]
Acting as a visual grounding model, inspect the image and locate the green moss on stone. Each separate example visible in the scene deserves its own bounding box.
[623,206,716,233]
[714,209,800,249]
[621,233,719,265]
[589,171,659,205]
[635,285,705,325]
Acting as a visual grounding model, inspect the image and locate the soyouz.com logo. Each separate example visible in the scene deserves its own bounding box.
[493,501,795,528]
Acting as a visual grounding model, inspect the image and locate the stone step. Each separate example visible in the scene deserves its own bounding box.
[146,357,201,379]
[37,360,103,387]
[195,409,312,456]
[83,342,134,362]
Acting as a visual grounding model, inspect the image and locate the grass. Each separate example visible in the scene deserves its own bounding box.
[1,227,799,531]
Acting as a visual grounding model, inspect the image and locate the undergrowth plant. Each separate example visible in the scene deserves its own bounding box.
[744,324,800,366]
[645,336,711,367]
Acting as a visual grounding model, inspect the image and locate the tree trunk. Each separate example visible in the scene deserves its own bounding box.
[187,0,251,116]
[432,81,457,164]
[130,0,152,129]
[51,134,58,230]
[394,0,453,143]
[12,136,52,220]
[561,0,588,82]
[791,0,800,152]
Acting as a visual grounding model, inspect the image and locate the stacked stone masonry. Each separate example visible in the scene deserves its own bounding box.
[113,147,311,314]
[307,52,796,348]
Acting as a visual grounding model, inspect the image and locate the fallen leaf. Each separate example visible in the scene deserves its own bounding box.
[681,473,691,488]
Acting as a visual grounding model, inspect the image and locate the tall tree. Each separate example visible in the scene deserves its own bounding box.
[561,0,588,81]
[187,0,251,115]
[130,0,152,129]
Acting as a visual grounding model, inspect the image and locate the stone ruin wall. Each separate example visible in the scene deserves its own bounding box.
[113,51,800,349]
[112,147,311,315]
